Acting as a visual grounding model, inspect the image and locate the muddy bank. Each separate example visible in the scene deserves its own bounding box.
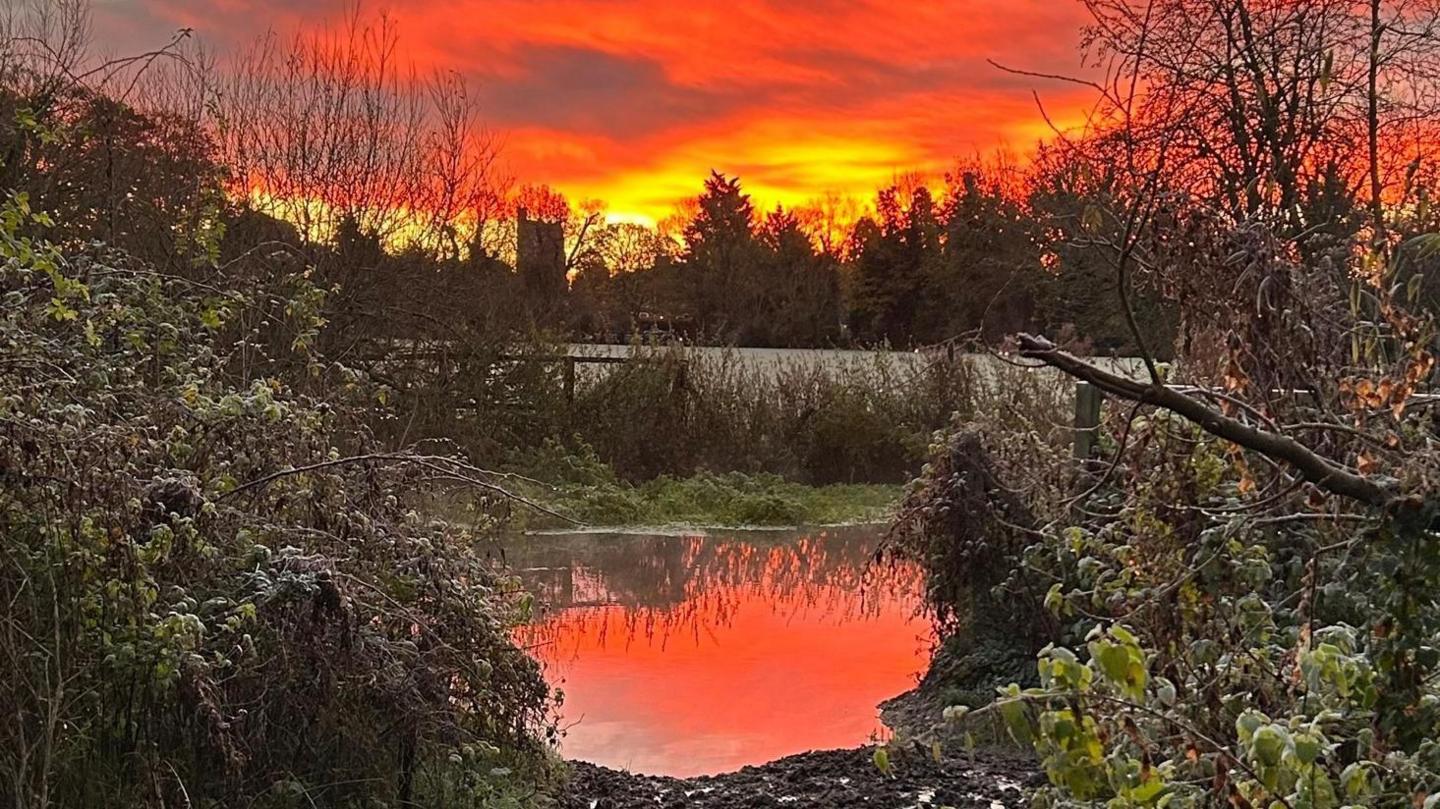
[557,745,1037,808]
[878,625,1041,751]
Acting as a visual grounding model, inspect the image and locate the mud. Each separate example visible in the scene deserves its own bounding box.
[557,745,1039,808]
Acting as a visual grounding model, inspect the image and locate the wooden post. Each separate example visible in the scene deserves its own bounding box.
[563,357,576,409]
[1073,381,1102,461]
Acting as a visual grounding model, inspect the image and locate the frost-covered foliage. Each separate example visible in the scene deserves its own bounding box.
[0,194,554,808]
[896,210,1440,807]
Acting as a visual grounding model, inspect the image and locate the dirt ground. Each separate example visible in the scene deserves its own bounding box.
[555,744,1039,808]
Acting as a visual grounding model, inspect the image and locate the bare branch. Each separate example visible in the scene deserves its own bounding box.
[1017,333,1396,508]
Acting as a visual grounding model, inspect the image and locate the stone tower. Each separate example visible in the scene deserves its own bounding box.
[516,207,567,313]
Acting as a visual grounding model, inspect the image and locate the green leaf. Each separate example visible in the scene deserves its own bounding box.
[1250,725,1286,767]
[1090,637,1147,699]
[999,698,1034,745]
[1129,776,1169,805]
[1236,710,1265,743]
[1155,678,1176,706]
[1292,731,1321,765]
[1044,583,1065,615]
[1340,763,1369,798]
[46,297,78,321]
[872,746,891,775]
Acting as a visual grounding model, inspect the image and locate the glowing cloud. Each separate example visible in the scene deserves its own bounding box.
[93,0,1100,220]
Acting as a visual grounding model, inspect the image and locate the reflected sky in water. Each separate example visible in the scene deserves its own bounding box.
[511,526,931,776]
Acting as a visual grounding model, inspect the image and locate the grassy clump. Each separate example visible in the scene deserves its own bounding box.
[543,472,901,528]
[503,441,900,528]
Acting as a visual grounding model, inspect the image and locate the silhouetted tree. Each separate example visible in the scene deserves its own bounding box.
[753,205,843,345]
[847,185,940,345]
[682,171,763,340]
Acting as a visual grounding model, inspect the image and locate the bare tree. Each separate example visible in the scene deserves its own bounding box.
[416,70,506,260]
[1079,0,1440,235]
[217,8,503,255]
[794,191,861,258]
[1011,0,1440,515]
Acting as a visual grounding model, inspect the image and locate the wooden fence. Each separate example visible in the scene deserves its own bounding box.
[498,352,686,407]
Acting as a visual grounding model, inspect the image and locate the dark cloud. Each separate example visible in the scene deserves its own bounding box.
[475,40,1070,145]
[476,45,758,140]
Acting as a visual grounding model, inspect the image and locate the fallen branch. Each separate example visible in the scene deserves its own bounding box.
[1017,334,1396,509]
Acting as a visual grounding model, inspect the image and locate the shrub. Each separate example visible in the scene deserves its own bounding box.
[892,221,1440,807]
[0,197,554,808]
[560,345,994,484]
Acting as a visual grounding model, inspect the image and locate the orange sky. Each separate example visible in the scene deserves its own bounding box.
[95,1,1100,223]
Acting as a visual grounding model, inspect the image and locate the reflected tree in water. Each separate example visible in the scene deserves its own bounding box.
[512,527,925,665]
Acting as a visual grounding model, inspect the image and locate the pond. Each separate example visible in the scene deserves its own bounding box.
[510,526,932,777]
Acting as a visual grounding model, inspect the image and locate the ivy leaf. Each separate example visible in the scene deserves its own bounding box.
[47,297,78,322]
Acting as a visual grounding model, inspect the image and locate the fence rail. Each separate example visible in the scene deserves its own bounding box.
[497,352,686,408]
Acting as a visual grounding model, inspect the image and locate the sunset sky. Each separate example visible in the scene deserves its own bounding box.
[93,0,1099,223]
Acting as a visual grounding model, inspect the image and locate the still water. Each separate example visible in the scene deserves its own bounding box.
[511,526,931,777]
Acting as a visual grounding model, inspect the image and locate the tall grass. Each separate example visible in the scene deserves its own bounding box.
[390,341,1084,499]
[558,347,973,483]
[493,345,1078,488]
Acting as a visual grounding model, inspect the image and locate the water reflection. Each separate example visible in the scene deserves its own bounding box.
[511,526,931,777]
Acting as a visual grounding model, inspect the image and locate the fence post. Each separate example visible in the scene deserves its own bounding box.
[563,357,576,409]
[1073,381,1102,461]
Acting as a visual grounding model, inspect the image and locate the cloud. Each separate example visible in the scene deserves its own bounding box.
[476,45,756,140]
[91,0,1101,220]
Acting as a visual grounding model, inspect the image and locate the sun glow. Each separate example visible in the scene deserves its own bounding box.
[98,0,1100,225]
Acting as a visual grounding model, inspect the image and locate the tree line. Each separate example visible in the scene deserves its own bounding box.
[10,1,1440,367]
[0,3,1185,357]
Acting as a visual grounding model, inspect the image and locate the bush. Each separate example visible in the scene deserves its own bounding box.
[891,220,1440,807]
[0,197,554,807]
[561,345,996,484]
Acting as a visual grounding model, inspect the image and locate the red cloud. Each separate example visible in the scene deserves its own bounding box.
[94,0,1099,221]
